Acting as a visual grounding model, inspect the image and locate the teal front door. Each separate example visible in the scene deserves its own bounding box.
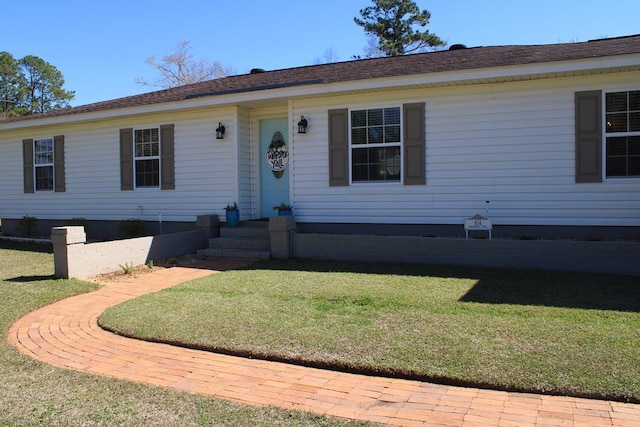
[260,118,290,217]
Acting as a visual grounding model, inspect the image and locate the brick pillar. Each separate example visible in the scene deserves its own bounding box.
[196,214,220,238]
[268,216,296,259]
[51,226,86,278]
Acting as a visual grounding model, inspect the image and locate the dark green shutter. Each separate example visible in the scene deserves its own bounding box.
[53,135,65,192]
[328,108,349,186]
[575,91,602,183]
[22,139,34,193]
[120,128,134,191]
[403,102,426,185]
[160,124,175,190]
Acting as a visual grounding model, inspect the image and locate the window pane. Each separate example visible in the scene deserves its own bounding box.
[352,128,367,144]
[384,107,400,125]
[351,110,366,128]
[385,125,401,143]
[380,146,401,180]
[34,139,53,165]
[368,109,383,126]
[368,126,383,144]
[629,112,640,132]
[135,128,160,158]
[629,156,640,176]
[351,147,401,182]
[607,137,627,156]
[606,157,626,177]
[352,147,370,164]
[606,92,627,113]
[352,164,370,182]
[629,136,640,155]
[606,113,627,133]
[135,159,159,187]
[629,91,640,111]
[35,166,54,191]
[352,147,371,182]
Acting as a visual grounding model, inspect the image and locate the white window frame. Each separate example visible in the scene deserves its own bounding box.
[133,127,161,189]
[33,138,54,192]
[348,105,403,184]
[604,89,640,179]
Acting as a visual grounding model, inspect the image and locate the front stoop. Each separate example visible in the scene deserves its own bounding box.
[197,222,271,261]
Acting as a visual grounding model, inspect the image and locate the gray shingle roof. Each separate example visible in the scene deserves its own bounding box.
[3,34,640,124]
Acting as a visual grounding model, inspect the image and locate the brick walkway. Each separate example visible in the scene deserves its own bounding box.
[8,262,640,426]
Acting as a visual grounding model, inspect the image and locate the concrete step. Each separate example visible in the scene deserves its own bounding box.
[208,237,270,250]
[220,223,269,239]
[197,247,271,261]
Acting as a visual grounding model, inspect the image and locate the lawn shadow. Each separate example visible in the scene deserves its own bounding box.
[0,240,52,253]
[6,275,57,283]
[459,277,640,312]
[246,258,640,313]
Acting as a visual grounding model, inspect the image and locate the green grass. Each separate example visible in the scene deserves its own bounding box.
[0,242,372,426]
[100,259,640,403]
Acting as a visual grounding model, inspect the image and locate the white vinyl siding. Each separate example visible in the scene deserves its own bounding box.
[0,108,238,222]
[290,75,640,227]
[2,72,639,229]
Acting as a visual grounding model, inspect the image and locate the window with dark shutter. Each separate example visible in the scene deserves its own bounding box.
[330,102,426,186]
[120,125,175,191]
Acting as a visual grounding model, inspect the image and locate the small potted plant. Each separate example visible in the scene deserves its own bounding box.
[224,202,240,227]
[273,202,293,216]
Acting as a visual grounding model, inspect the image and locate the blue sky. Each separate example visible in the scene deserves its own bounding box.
[4,0,639,106]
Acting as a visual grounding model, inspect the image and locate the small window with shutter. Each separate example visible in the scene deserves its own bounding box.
[120,124,174,191]
[328,103,425,186]
[23,135,65,193]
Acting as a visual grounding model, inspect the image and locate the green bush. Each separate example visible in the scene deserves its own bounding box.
[18,215,38,237]
[117,219,146,238]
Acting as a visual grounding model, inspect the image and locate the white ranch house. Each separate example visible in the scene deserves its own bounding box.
[1,34,639,240]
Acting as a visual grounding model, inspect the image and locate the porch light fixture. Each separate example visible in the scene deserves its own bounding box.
[297,115,308,134]
[215,122,226,139]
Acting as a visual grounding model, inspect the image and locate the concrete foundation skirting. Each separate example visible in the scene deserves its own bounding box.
[292,233,640,276]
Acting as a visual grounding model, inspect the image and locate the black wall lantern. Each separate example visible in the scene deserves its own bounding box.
[297,115,308,134]
[215,122,226,139]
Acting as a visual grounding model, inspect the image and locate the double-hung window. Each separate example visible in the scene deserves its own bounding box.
[134,128,160,187]
[34,138,54,191]
[605,90,640,177]
[120,124,174,191]
[350,106,402,182]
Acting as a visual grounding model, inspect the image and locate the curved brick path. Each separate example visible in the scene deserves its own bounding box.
[8,262,640,426]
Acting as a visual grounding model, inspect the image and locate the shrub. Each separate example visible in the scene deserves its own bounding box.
[18,215,38,237]
[117,219,146,238]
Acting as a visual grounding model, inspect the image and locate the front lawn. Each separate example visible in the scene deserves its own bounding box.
[100,259,640,402]
[0,242,371,426]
